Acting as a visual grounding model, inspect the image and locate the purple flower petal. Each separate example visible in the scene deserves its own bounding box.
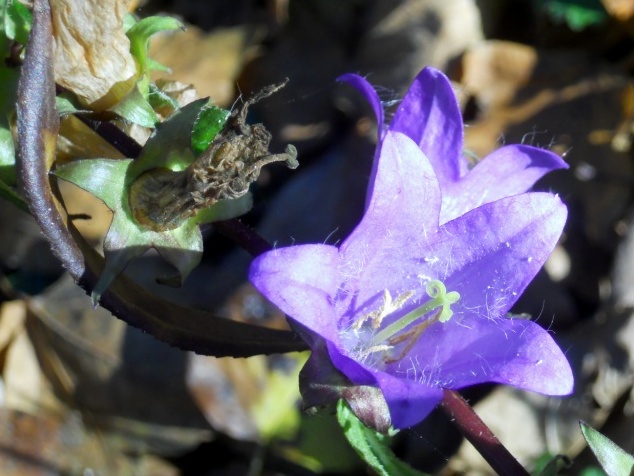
[441,144,569,223]
[337,131,441,305]
[439,317,573,395]
[439,192,567,318]
[382,315,572,397]
[337,73,385,138]
[391,67,465,185]
[249,244,340,339]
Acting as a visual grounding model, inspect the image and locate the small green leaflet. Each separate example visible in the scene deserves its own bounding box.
[191,104,229,156]
[109,85,159,128]
[126,15,183,96]
[103,15,183,126]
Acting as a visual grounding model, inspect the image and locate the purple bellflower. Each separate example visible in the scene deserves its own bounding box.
[249,67,573,429]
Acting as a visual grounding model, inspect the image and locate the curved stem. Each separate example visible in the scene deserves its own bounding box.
[16,0,306,357]
[440,389,529,476]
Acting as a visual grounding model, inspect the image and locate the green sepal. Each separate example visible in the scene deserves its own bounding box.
[336,400,428,476]
[195,194,252,225]
[53,94,241,303]
[4,0,31,44]
[191,104,229,156]
[54,158,203,304]
[0,3,23,204]
[51,91,238,302]
[109,85,159,128]
[580,421,634,476]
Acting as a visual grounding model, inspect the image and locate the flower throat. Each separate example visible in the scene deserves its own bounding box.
[350,280,460,364]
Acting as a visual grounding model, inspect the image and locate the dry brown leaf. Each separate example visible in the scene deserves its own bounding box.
[51,0,138,110]
[457,41,632,247]
[602,0,634,21]
[460,40,538,112]
[3,316,61,416]
[149,26,248,107]
[0,301,26,358]
[0,408,180,475]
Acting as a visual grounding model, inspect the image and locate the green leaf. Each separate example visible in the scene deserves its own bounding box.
[579,467,608,476]
[0,58,19,188]
[0,63,18,115]
[5,0,31,44]
[191,104,230,156]
[109,85,159,128]
[336,400,429,476]
[580,421,634,476]
[127,15,183,72]
[0,0,8,60]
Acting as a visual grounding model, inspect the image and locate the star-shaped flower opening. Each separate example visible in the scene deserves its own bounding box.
[249,68,573,429]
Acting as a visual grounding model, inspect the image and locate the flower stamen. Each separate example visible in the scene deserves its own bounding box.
[352,289,415,330]
[370,280,460,353]
[385,309,440,364]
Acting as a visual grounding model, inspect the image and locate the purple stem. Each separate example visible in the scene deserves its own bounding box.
[440,389,529,476]
[213,219,273,257]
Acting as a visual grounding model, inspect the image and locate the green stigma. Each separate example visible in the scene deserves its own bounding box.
[369,280,460,348]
